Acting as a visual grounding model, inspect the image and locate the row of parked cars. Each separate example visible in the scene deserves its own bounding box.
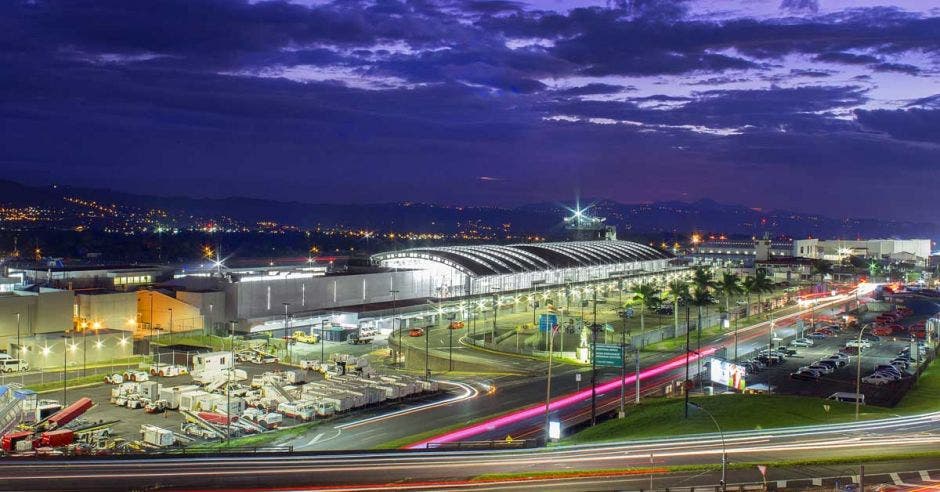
[790,351,851,381]
[861,342,927,386]
[739,346,798,374]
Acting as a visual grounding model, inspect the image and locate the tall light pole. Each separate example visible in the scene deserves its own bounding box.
[619,316,626,419]
[590,285,598,426]
[282,302,291,363]
[855,325,869,420]
[15,312,22,386]
[390,289,400,368]
[688,402,727,491]
[227,320,235,443]
[168,307,174,347]
[544,323,556,441]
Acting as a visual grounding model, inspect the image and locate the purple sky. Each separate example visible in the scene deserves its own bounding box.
[1,0,939,221]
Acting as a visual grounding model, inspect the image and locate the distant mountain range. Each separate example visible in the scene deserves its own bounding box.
[0,180,936,241]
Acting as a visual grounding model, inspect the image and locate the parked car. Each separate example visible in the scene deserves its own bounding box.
[824,356,848,367]
[871,370,901,381]
[889,360,910,370]
[861,374,894,385]
[408,328,425,337]
[808,364,834,374]
[874,364,902,375]
[790,338,814,347]
[790,370,820,381]
[776,347,797,357]
[846,339,872,349]
[814,359,839,371]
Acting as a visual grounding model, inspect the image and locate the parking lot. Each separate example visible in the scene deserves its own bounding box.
[742,297,938,408]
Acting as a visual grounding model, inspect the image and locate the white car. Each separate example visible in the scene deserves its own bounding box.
[862,373,894,385]
[846,339,872,349]
[808,364,834,374]
[790,338,814,347]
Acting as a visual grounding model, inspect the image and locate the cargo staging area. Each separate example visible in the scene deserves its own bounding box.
[0,348,446,454]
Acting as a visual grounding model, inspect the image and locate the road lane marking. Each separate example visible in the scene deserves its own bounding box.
[891,473,903,485]
[305,433,324,447]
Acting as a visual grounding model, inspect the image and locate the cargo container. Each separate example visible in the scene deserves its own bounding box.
[139,381,160,401]
[1,430,33,452]
[159,385,200,410]
[179,390,210,412]
[46,397,93,429]
[40,429,74,448]
[140,425,175,447]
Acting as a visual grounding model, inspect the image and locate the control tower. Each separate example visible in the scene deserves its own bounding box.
[564,205,617,241]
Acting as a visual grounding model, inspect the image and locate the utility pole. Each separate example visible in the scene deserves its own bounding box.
[619,318,626,419]
[424,325,430,381]
[544,323,556,441]
[591,286,598,426]
[282,303,291,363]
[390,289,400,368]
[635,345,640,404]
[685,304,691,419]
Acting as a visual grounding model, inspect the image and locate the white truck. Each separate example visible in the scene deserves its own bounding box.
[149,364,189,377]
[0,353,28,373]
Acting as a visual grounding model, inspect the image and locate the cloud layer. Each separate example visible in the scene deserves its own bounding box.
[1,0,938,221]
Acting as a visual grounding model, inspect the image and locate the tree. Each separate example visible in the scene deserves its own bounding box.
[716,272,742,327]
[753,270,775,314]
[665,278,689,337]
[741,275,756,318]
[633,283,661,346]
[812,259,833,288]
[690,267,716,335]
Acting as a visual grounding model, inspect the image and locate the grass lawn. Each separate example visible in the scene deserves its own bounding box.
[563,393,893,444]
[895,357,940,414]
[26,374,107,393]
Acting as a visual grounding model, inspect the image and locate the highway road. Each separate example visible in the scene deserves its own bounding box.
[287,292,856,451]
[407,293,857,447]
[3,410,940,491]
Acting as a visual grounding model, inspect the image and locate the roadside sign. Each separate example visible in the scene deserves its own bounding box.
[595,343,623,367]
[539,314,558,332]
[625,308,635,318]
[548,421,561,440]
[505,435,513,444]
[757,465,767,477]
[575,373,581,382]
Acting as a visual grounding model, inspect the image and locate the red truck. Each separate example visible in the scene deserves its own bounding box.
[1,431,34,453]
[40,429,74,448]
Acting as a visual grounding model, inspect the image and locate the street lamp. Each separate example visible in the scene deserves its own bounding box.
[390,289,400,368]
[854,325,869,421]
[282,303,291,363]
[687,402,727,491]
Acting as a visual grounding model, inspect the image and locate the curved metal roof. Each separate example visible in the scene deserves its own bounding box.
[373,241,671,277]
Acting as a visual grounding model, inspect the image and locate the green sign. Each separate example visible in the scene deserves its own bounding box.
[595,343,623,367]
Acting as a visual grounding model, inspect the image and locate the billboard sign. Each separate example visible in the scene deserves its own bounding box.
[709,358,746,391]
[539,314,558,332]
[595,343,623,367]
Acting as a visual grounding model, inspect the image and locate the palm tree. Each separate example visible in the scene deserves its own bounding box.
[690,267,716,335]
[689,284,713,384]
[812,259,833,289]
[716,272,742,327]
[753,270,775,314]
[633,283,661,347]
[741,275,756,318]
[665,278,689,337]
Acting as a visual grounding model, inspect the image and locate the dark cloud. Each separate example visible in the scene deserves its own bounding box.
[557,83,631,95]
[780,0,819,14]
[855,108,940,143]
[872,62,922,75]
[0,0,938,222]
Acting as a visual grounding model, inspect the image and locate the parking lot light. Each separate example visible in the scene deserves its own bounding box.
[854,325,869,421]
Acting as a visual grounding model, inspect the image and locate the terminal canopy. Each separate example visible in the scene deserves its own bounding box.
[372,241,670,277]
